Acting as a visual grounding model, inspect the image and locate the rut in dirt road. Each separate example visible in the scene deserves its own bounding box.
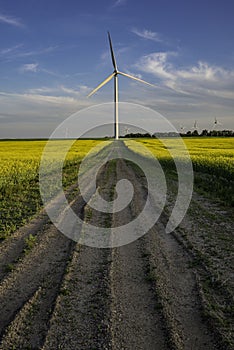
[0,228,74,349]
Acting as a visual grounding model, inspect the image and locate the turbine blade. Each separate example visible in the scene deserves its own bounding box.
[88,73,115,97]
[108,32,117,71]
[118,71,155,87]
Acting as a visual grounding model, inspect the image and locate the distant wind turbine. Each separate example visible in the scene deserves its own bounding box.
[212,117,222,129]
[125,126,130,134]
[88,32,155,140]
[192,120,198,130]
[180,125,186,132]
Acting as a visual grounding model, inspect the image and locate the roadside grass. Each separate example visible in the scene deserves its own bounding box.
[4,263,14,273]
[24,234,37,254]
[199,273,234,349]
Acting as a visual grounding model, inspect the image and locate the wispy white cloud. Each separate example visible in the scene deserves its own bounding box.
[132,28,162,42]
[27,85,90,97]
[0,44,23,55]
[176,61,228,81]
[0,89,91,125]
[0,89,92,137]
[136,52,175,80]
[0,45,58,63]
[11,92,77,105]
[19,63,64,78]
[40,68,64,78]
[135,52,234,100]
[60,85,90,96]
[0,86,92,107]
[0,13,24,27]
[27,87,58,94]
[16,46,58,58]
[20,63,39,73]
[112,0,127,8]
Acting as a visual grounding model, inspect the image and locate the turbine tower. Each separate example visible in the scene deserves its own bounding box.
[88,32,155,140]
[192,120,198,130]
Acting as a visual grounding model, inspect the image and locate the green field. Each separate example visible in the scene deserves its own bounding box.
[0,138,233,240]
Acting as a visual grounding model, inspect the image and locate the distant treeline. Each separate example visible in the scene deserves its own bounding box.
[181,129,234,137]
[124,130,234,138]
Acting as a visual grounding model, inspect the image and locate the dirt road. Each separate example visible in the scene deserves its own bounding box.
[0,144,233,349]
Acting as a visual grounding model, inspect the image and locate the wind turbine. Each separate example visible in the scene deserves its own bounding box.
[88,32,155,140]
[192,120,198,131]
[180,125,186,132]
[125,126,131,135]
[212,117,222,129]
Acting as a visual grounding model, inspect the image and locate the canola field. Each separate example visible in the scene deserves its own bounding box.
[0,140,100,240]
[134,137,234,178]
[130,137,234,205]
[0,137,233,240]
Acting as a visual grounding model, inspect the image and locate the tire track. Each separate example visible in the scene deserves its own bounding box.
[144,222,219,350]
[42,245,112,350]
[0,226,74,347]
[110,241,170,350]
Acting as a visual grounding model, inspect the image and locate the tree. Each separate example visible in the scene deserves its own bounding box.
[201,129,208,136]
[192,130,199,136]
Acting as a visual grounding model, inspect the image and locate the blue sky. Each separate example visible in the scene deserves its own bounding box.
[0,0,234,137]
